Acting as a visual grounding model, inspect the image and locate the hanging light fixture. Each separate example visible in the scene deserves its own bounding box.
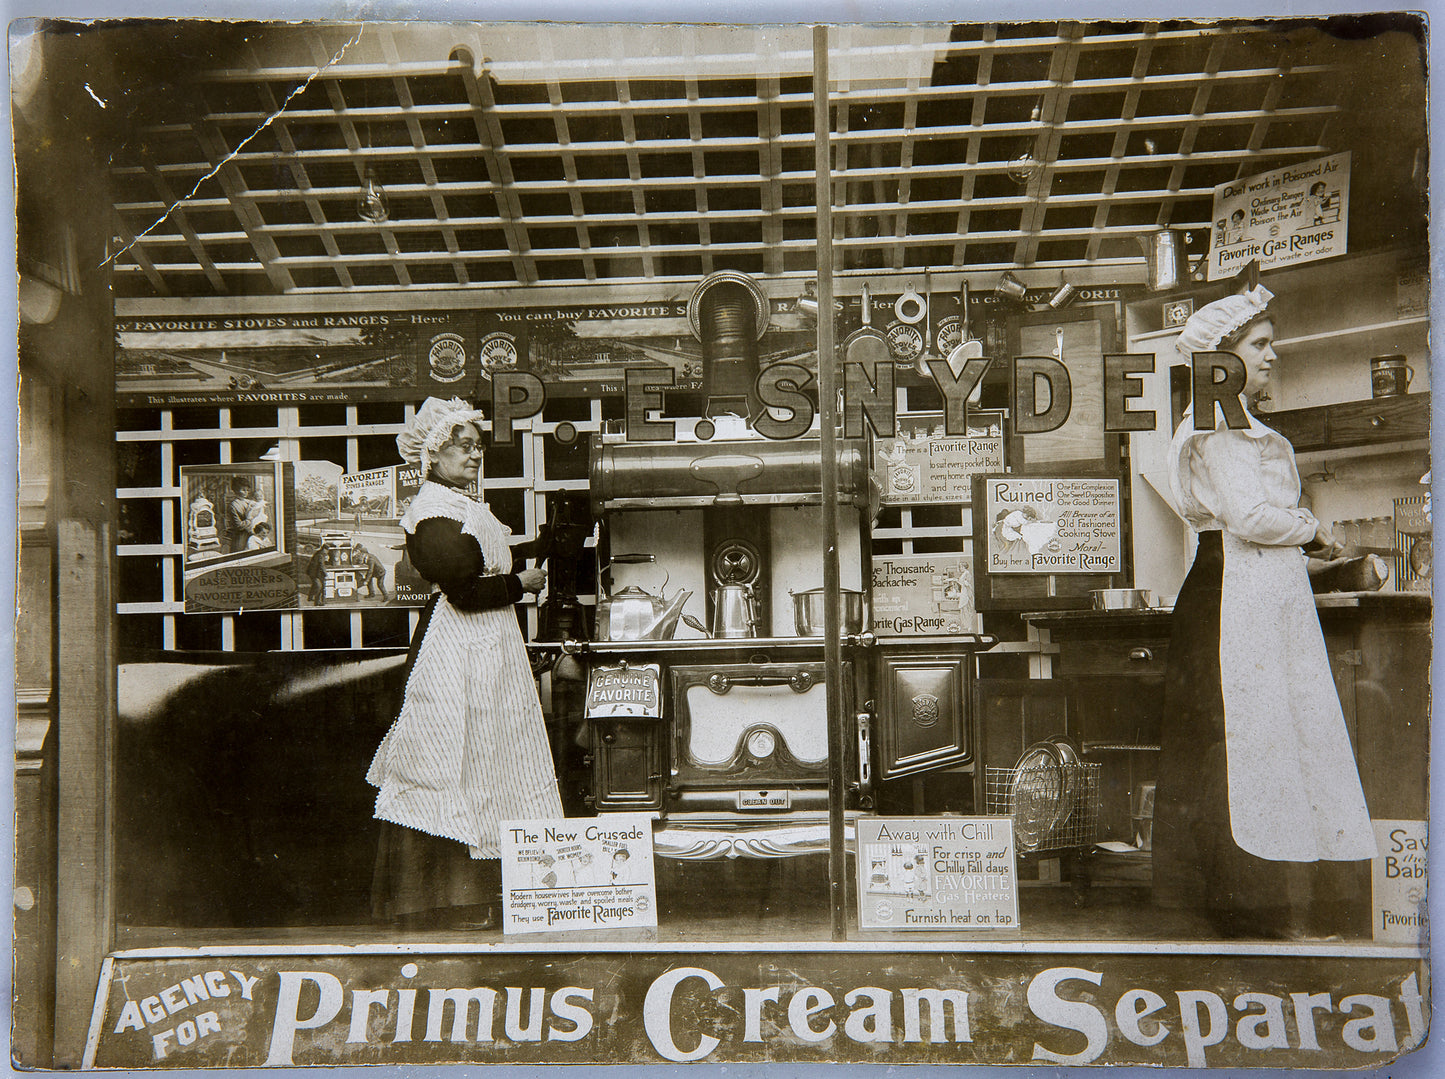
[355,80,389,223]
[1006,102,1043,186]
[357,167,389,223]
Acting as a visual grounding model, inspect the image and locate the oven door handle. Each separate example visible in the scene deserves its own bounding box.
[704,671,816,694]
[857,711,872,789]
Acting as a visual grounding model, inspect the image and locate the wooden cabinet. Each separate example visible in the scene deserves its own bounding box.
[972,677,1079,789]
[1011,598,1431,862]
[1317,596,1431,820]
[1018,610,1171,848]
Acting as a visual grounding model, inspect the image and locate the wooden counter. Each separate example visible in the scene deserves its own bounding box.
[1014,592,1431,843]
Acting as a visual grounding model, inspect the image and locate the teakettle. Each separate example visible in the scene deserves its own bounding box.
[596,583,693,641]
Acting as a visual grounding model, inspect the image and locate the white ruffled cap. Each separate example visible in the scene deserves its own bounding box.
[1175,285,1274,360]
[396,396,487,474]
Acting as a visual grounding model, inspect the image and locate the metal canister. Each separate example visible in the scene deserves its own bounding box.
[1140,228,1193,292]
[1370,354,1413,398]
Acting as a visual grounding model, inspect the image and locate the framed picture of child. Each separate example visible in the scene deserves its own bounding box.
[180,462,297,611]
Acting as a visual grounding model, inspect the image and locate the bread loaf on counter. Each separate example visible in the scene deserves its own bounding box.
[1308,554,1390,594]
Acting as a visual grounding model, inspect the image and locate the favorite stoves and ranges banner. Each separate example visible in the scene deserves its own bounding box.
[114,284,1133,408]
[87,949,1426,1069]
[114,301,807,406]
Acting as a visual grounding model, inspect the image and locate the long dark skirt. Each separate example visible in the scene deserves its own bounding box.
[370,591,502,927]
[371,822,501,926]
[1152,531,1362,938]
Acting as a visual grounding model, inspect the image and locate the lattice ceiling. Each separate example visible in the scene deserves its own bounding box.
[80,18,1428,298]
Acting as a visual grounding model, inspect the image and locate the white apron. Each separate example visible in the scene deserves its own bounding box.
[1170,404,1376,864]
[367,482,563,857]
[1218,532,1375,860]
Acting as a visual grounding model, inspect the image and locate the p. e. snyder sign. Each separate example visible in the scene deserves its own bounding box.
[87,950,1425,1069]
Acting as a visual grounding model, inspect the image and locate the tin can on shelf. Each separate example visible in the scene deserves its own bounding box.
[1370,354,1413,398]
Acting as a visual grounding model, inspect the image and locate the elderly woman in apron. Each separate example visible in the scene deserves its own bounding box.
[1153,286,1376,939]
[367,397,563,929]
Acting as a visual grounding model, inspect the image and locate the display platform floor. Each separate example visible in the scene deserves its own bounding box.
[115,854,1397,953]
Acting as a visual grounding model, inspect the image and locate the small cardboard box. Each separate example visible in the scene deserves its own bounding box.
[870,554,978,636]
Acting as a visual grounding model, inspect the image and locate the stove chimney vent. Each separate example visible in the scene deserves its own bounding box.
[687,270,771,420]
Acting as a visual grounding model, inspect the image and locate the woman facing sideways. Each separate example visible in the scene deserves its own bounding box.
[367,396,562,930]
[1152,286,1376,939]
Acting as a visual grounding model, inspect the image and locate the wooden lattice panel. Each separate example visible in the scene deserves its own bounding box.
[102,20,1387,297]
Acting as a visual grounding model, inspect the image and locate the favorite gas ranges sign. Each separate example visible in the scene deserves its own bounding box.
[500,814,658,936]
[983,477,1121,574]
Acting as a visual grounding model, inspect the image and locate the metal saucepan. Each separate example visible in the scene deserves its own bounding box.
[841,282,891,380]
[1089,588,1152,611]
[791,588,867,636]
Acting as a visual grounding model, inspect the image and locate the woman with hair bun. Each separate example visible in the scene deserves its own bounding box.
[1152,286,1375,939]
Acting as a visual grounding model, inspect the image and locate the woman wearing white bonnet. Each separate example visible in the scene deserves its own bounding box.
[1153,286,1375,939]
[366,397,562,929]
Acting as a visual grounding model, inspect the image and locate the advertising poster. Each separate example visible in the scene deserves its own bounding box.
[1206,151,1351,281]
[982,476,1122,574]
[874,411,1005,505]
[390,464,435,604]
[871,554,978,636]
[179,462,298,612]
[500,814,658,935]
[295,462,407,608]
[114,314,433,406]
[856,816,1019,932]
[480,298,818,397]
[1372,819,1429,945]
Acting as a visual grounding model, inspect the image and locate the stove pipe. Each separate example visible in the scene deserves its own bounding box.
[687,270,771,419]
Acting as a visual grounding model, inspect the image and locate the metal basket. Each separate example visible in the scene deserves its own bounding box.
[985,761,1101,854]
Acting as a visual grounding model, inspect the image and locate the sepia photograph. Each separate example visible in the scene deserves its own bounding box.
[10,10,1436,1071]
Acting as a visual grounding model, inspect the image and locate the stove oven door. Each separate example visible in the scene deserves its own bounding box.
[668,661,852,813]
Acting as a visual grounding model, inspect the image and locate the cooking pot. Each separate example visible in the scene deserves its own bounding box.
[791,588,867,636]
[1090,588,1152,611]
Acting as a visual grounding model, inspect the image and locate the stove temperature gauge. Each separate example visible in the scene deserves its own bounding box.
[745,728,777,759]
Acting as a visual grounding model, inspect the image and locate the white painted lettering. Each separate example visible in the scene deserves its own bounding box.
[1029,967,1106,1064]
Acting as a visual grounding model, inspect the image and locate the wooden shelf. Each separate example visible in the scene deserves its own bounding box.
[1273,314,1429,350]
[1264,392,1429,454]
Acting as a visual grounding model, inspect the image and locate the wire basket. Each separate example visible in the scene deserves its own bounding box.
[985,761,1101,854]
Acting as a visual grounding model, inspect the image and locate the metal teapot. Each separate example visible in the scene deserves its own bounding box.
[1138,228,1198,292]
[711,582,759,638]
